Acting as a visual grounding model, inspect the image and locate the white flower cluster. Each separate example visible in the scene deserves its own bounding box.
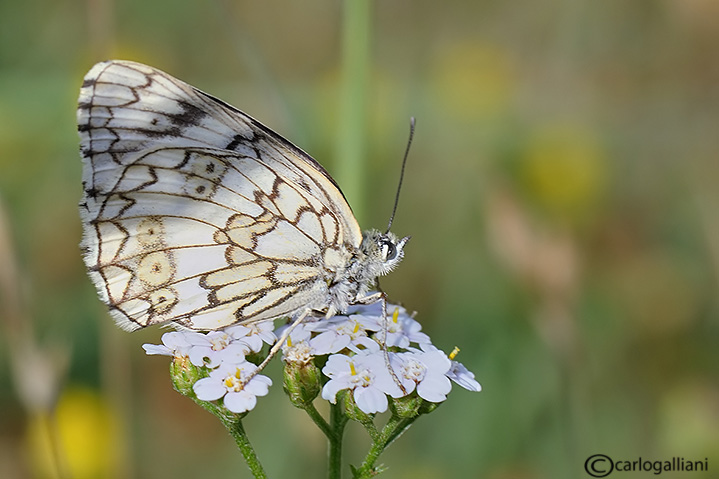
[283,302,481,414]
[143,301,481,415]
[143,322,276,414]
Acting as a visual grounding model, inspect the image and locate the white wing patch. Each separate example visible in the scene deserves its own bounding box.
[78,60,365,331]
[254,220,321,260]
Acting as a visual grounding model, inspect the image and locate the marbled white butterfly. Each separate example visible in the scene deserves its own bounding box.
[77,60,409,338]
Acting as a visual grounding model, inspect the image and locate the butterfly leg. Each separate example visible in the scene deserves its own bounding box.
[353,291,384,305]
[242,308,313,386]
[356,292,408,395]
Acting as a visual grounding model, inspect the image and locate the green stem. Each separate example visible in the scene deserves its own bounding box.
[383,416,415,447]
[353,415,416,478]
[336,0,371,223]
[328,402,349,479]
[303,401,333,439]
[220,416,267,479]
[170,359,267,477]
[192,398,267,479]
[178,383,266,478]
[356,413,380,442]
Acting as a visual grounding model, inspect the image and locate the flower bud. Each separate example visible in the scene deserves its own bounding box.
[170,355,203,396]
[389,393,423,418]
[283,359,321,408]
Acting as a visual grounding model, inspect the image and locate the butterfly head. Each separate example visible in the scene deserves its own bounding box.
[359,229,410,278]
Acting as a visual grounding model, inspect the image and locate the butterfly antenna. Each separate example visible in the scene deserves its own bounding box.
[386,117,415,233]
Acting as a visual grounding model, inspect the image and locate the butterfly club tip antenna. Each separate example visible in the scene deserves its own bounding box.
[386,117,416,233]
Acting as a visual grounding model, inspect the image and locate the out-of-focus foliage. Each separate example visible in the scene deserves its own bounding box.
[0,1,717,478]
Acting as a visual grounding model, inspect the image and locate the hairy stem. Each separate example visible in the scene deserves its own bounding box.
[329,402,349,479]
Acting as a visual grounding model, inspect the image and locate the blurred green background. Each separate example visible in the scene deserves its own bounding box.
[1,0,718,478]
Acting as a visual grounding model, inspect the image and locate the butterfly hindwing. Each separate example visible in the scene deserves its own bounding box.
[78,60,363,330]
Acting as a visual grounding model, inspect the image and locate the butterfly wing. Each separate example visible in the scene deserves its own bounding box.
[78,60,362,330]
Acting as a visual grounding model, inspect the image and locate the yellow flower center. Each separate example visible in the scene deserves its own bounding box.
[223,367,246,392]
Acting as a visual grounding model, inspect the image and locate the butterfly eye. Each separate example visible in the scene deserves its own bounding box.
[381,239,397,262]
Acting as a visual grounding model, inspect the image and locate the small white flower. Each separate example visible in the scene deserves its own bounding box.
[193,362,272,414]
[225,320,277,353]
[322,353,403,414]
[447,361,482,392]
[282,340,315,365]
[275,322,318,364]
[142,331,199,358]
[391,345,452,402]
[185,330,250,368]
[275,321,313,345]
[310,314,381,354]
[373,307,431,348]
[341,301,430,349]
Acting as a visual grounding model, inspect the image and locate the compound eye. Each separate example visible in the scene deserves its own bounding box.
[381,239,397,261]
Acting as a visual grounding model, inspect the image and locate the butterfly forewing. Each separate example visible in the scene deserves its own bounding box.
[78,60,363,330]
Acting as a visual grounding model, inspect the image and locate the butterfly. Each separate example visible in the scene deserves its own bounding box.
[77,60,409,336]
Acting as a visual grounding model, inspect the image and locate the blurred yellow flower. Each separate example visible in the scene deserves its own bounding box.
[26,386,124,479]
[520,124,607,221]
